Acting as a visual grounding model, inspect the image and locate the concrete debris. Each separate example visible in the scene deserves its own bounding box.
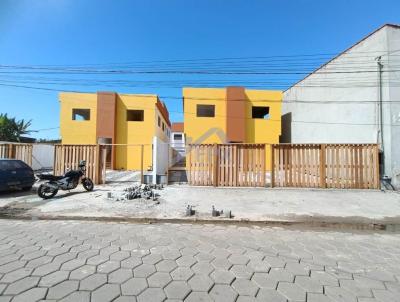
[211,205,223,217]
[107,184,159,201]
[185,205,195,216]
[211,206,232,218]
[224,210,232,218]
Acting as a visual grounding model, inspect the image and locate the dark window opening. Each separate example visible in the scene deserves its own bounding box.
[252,106,270,119]
[162,122,165,131]
[158,116,161,127]
[127,110,144,121]
[174,134,183,141]
[197,104,215,117]
[72,109,90,121]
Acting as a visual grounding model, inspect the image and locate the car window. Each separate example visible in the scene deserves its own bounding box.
[0,160,28,171]
[0,161,13,171]
[10,160,27,169]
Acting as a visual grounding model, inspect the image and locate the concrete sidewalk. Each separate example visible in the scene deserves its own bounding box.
[1,183,400,228]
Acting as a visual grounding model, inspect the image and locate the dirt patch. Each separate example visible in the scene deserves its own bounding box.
[0,203,31,218]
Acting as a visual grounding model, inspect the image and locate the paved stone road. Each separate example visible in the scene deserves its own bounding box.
[0,220,399,302]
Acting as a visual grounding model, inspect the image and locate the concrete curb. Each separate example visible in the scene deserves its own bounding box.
[1,214,398,232]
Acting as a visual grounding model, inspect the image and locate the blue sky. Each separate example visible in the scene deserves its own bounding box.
[0,0,399,139]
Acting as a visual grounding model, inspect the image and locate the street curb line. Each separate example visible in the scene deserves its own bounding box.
[0,214,394,231]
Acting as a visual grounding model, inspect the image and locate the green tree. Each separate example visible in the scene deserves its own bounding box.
[0,114,32,142]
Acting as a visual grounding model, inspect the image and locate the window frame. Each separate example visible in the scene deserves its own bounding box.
[72,108,91,121]
[196,104,215,118]
[174,133,183,141]
[126,109,144,122]
[252,106,270,119]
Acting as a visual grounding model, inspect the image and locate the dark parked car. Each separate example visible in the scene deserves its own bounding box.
[0,159,35,192]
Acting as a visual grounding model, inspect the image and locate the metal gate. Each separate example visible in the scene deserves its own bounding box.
[186,144,266,187]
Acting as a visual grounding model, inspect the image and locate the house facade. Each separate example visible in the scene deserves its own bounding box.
[170,122,185,164]
[183,87,282,170]
[282,24,400,188]
[60,91,171,170]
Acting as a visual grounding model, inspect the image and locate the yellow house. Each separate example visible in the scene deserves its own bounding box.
[60,92,171,170]
[183,87,282,170]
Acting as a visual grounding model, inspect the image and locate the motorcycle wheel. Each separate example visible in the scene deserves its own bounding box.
[82,178,94,191]
[38,184,58,199]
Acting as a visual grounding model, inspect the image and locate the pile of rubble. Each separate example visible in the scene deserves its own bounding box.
[107,184,162,202]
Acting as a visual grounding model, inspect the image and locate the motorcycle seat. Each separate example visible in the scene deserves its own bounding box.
[37,174,64,181]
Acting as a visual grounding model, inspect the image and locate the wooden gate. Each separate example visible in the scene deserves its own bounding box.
[187,144,266,187]
[54,145,106,184]
[0,143,33,166]
[271,144,380,189]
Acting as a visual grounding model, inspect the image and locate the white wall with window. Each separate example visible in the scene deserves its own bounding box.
[170,132,185,149]
[170,130,186,165]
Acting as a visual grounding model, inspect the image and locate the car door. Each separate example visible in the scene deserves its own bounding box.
[0,160,16,189]
[14,160,34,185]
[7,161,21,186]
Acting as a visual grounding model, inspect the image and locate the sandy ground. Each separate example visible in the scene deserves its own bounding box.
[0,170,400,223]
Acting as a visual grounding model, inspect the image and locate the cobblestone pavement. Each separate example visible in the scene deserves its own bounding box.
[0,220,399,302]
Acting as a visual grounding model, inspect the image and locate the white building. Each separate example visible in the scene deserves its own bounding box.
[170,122,186,166]
[282,24,400,188]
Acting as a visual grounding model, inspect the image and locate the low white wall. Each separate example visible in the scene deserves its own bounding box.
[32,144,54,170]
[152,137,170,183]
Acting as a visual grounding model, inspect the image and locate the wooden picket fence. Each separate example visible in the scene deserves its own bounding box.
[271,144,380,189]
[186,144,266,187]
[0,143,33,166]
[54,145,106,184]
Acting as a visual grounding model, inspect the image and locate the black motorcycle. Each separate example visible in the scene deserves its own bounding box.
[37,160,94,199]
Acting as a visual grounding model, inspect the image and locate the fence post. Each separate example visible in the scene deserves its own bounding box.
[271,144,275,188]
[320,144,326,188]
[152,137,157,185]
[28,145,33,166]
[8,144,13,158]
[375,144,380,189]
[53,145,57,174]
[186,145,191,185]
[101,146,107,184]
[141,144,144,185]
[95,144,100,184]
[213,143,218,187]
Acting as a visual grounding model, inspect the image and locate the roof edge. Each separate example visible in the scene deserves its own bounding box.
[284,23,400,92]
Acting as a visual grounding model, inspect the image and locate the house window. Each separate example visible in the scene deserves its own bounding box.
[72,109,90,121]
[252,106,270,119]
[174,134,182,141]
[127,110,144,121]
[158,116,161,127]
[162,122,165,131]
[197,104,215,117]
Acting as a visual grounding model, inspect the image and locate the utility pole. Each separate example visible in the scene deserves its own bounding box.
[376,56,385,177]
